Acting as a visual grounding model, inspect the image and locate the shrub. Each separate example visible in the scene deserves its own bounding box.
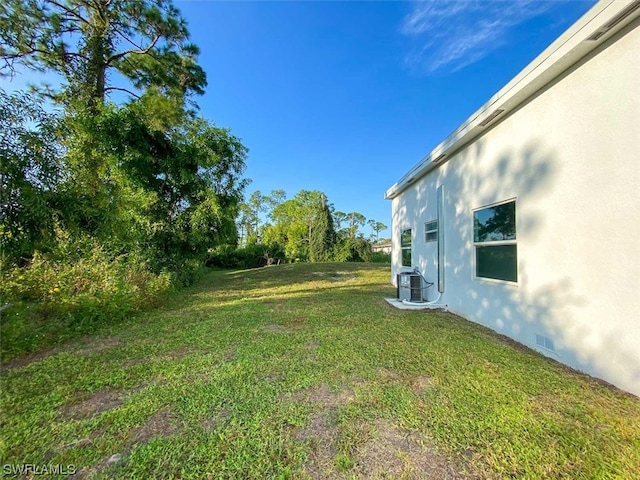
[335,238,373,262]
[0,240,173,360]
[371,251,391,263]
[206,243,286,269]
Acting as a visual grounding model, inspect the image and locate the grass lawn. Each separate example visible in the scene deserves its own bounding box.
[2,262,639,479]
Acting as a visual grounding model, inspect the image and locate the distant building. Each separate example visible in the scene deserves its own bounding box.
[385,0,640,396]
[372,242,392,254]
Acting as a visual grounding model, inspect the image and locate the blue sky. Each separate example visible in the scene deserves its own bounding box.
[1,0,597,240]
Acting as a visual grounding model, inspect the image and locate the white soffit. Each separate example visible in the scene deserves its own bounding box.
[384,0,640,200]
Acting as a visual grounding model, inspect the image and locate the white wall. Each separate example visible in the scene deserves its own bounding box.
[391,23,640,396]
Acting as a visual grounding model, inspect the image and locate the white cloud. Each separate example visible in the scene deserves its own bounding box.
[401,0,557,73]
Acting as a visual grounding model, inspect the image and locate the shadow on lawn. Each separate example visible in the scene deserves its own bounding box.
[166,263,392,310]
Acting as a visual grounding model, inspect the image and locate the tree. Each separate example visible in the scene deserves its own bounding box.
[264,189,286,217]
[238,190,267,245]
[335,237,372,263]
[333,211,347,236]
[367,219,387,242]
[309,194,336,262]
[346,212,366,239]
[0,0,206,109]
[0,0,215,251]
[68,103,248,267]
[0,89,64,262]
[237,202,255,246]
[262,190,323,260]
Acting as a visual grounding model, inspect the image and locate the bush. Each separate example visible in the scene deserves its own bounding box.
[335,238,372,262]
[371,251,391,263]
[205,243,286,270]
[0,240,173,360]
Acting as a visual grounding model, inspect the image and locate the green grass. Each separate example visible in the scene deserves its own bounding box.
[1,263,639,479]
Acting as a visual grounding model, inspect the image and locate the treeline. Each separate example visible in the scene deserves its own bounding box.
[0,0,248,357]
[206,189,389,269]
[0,0,390,358]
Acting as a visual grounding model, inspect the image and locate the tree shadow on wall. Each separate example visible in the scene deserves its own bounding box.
[391,137,637,392]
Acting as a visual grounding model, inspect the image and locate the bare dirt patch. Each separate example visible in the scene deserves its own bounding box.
[378,368,401,380]
[289,383,472,479]
[132,406,182,443]
[223,347,236,362]
[262,323,293,334]
[266,372,284,383]
[3,336,122,370]
[160,347,195,361]
[74,336,122,356]
[412,376,433,395]
[200,408,231,430]
[71,454,124,479]
[305,340,321,360]
[60,388,124,420]
[122,357,147,367]
[70,406,183,478]
[3,348,60,370]
[289,383,355,407]
[378,369,433,395]
[285,315,306,330]
[295,410,342,479]
[288,384,358,478]
[353,419,472,479]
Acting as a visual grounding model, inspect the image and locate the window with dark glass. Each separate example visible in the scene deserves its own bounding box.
[473,200,517,282]
[425,220,438,242]
[401,228,412,267]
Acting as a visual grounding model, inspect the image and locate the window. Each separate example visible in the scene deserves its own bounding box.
[473,200,517,282]
[401,228,412,266]
[424,220,438,242]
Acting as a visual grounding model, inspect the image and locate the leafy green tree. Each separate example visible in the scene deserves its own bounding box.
[92,105,247,265]
[0,89,64,262]
[0,0,220,256]
[333,211,346,229]
[262,190,323,260]
[0,0,206,109]
[237,202,256,246]
[264,189,286,217]
[238,189,289,246]
[309,194,336,262]
[238,190,268,245]
[367,219,387,242]
[346,212,366,239]
[335,237,372,262]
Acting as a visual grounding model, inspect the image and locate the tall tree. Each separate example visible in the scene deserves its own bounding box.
[262,190,323,260]
[333,210,347,236]
[346,212,366,239]
[0,0,212,243]
[237,202,255,246]
[309,194,336,262]
[0,0,206,109]
[61,103,248,266]
[367,219,387,242]
[264,189,286,217]
[238,190,267,245]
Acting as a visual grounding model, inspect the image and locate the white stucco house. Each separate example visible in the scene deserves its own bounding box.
[385,0,640,396]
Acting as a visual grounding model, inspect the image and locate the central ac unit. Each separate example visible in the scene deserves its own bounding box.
[397,272,422,302]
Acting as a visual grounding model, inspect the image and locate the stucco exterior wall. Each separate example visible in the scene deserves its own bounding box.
[390,22,640,396]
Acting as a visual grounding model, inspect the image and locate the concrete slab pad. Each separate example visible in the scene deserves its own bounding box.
[384,298,447,311]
